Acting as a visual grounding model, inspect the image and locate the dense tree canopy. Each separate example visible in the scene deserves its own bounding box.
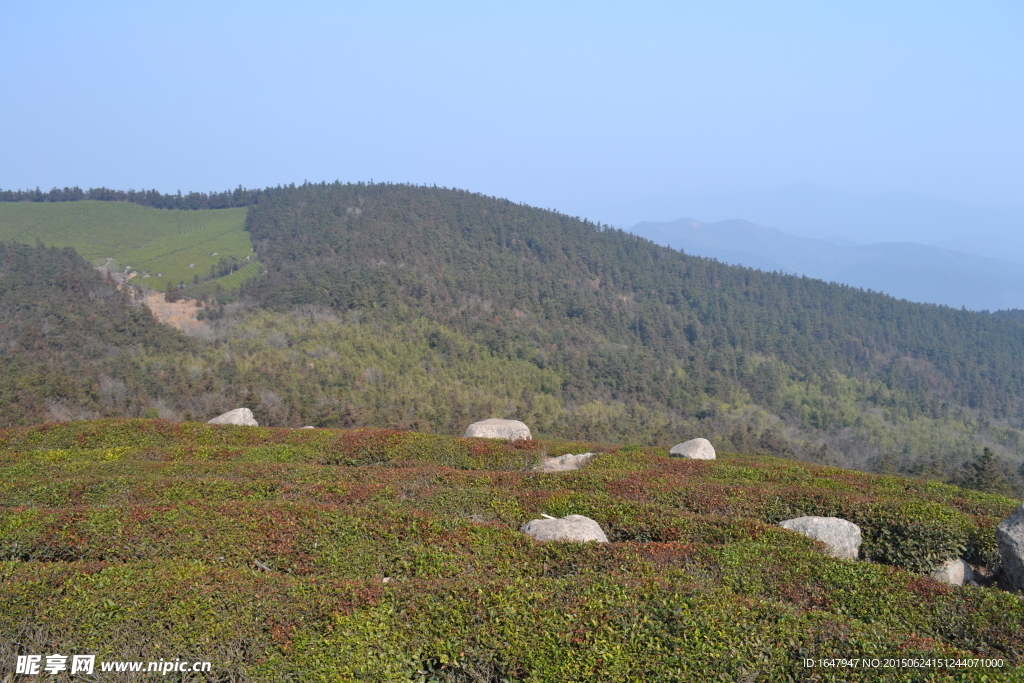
[0,241,191,425]
[0,185,264,210]
[244,182,1024,422]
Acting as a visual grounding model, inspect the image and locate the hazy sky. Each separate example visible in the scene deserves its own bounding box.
[3,1,1022,215]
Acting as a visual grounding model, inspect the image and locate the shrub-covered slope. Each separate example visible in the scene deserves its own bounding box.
[1,420,1022,681]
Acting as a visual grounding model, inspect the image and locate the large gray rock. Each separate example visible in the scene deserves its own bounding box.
[669,438,716,460]
[536,452,595,473]
[463,419,532,440]
[930,558,974,586]
[208,408,258,426]
[997,504,1024,590]
[778,516,861,560]
[520,514,608,543]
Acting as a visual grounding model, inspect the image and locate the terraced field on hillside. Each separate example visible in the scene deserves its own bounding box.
[189,260,264,298]
[0,201,257,293]
[1,420,1022,681]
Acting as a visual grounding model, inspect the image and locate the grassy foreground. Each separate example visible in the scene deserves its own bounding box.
[0,201,254,293]
[1,420,1023,682]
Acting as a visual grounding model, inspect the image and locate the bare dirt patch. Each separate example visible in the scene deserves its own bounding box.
[143,290,210,335]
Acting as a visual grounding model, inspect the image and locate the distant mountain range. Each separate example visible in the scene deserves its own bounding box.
[630,217,1024,312]
[581,182,1024,265]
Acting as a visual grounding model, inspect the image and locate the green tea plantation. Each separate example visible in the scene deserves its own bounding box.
[2,420,1023,682]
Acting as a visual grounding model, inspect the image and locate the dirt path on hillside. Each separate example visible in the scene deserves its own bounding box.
[143,290,210,335]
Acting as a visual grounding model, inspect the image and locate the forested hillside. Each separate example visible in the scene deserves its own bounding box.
[0,242,191,425]
[3,182,1024,489]
[245,183,1024,413]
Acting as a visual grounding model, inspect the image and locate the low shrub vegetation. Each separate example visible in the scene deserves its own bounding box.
[1,419,1022,681]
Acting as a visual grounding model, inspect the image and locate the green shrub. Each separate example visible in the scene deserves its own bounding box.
[964,517,1003,571]
[850,501,971,573]
[316,430,549,470]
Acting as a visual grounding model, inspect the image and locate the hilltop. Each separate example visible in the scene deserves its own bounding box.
[0,419,1021,681]
[3,182,1024,489]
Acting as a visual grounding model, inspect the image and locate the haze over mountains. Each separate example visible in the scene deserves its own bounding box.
[632,218,1024,312]
[616,183,1024,311]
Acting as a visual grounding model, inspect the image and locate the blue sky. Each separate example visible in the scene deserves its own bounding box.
[2,1,1021,217]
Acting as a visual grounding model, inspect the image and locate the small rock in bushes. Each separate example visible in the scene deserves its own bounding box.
[536,453,594,472]
[669,438,715,460]
[930,558,974,586]
[997,504,1024,591]
[208,408,258,426]
[521,515,608,543]
[779,516,861,560]
[464,419,531,440]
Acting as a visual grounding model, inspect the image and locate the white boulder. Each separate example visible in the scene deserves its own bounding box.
[536,452,595,472]
[997,504,1024,590]
[207,408,258,426]
[669,438,716,460]
[930,558,974,586]
[463,419,532,440]
[778,516,861,560]
[520,514,608,543]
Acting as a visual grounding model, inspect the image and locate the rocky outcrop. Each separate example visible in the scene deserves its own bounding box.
[778,516,861,560]
[669,438,716,460]
[536,453,594,472]
[463,419,532,440]
[208,408,258,426]
[930,558,974,586]
[520,514,608,543]
[997,504,1024,590]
